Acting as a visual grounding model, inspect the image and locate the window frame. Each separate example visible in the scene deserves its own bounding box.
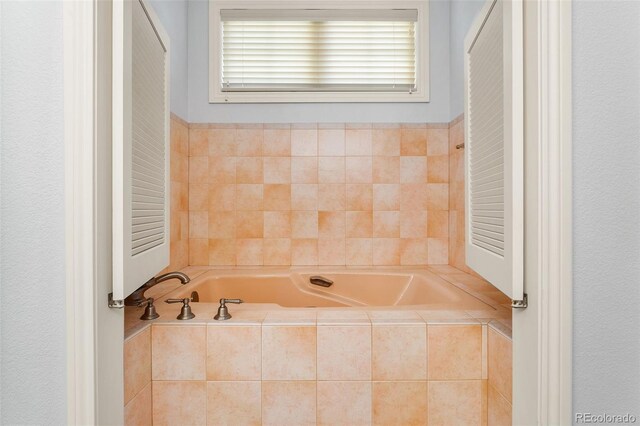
[208,0,430,103]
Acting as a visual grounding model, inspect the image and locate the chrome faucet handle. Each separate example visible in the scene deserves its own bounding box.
[214,298,244,321]
[137,298,159,320]
[165,298,195,320]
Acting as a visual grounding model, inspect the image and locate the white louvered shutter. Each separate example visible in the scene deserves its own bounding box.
[113,0,171,300]
[219,9,418,93]
[463,0,523,299]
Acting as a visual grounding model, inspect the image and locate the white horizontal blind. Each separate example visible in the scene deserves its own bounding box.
[131,0,166,256]
[220,9,417,92]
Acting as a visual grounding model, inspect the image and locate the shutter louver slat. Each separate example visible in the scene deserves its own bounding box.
[220,10,417,92]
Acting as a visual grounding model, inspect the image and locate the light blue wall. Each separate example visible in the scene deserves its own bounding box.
[572,0,640,420]
[187,0,452,123]
[148,0,189,120]
[0,1,67,424]
[448,0,484,119]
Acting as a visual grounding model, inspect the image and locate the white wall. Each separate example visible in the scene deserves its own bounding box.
[187,0,452,123]
[572,0,640,419]
[448,0,484,119]
[148,0,189,119]
[0,1,67,424]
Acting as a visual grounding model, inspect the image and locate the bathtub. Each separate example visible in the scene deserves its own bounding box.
[163,268,492,310]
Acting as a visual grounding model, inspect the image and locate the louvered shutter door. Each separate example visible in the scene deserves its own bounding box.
[463,0,523,300]
[113,0,170,300]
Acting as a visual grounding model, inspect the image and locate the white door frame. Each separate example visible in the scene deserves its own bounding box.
[514,0,572,424]
[63,0,573,424]
[64,1,124,424]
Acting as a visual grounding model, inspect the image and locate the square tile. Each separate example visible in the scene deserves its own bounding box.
[428,238,449,264]
[373,238,401,265]
[207,381,261,426]
[124,327,151,404]
[318,211,346,238]
[152,325,206,380]
[189,211,208,238]
[262,381,316,426]
[236,128,263,156]
[264,211,291,238]
[292,211,318,238]
[236,211,263,238]
[427,210,449,237]
[291,128,318,156]
[488,327,513,401]
[236,157,263,184]
[208,156,236,184]
[263,184,291,211]
[319,128,346,156]
[207,325,261,380]
[373,184,401,211]
[401,210,428,238]
[488,384,512,426]
[263,128,291,156]
[427,128,449,156]
[208,211,235,238]
[400,238,429,265]
[236,184,264,211]
[427,155,449,183]
[319,157,345,183]
[264,157,291,184]
[209,184,235,211]
[189,156,209,182]
[346,211,373,238]
[428,325,482,380]
[346,129,372,156]
[318,239,346,265]
[317,381,371,426]
[262,326,316,380]
[346,157,372,183]
[291,157,318,183]
[372,381,427,426]
[373,211,400,238]
[401,156,428,183]
[346,184,373,211]
[189,183,209,211]
[125,382,152,426]
[189,128,209,156]
[291,239,318,265]
[209,239,235,265]
[236,239,263,265]
[346,238,372,265]
[401,183,429,210]
[372,128,401,156]
[427,380,483,426]
[427,183,449,210]
[372,324,426,380]
[317,325,371,380]
[318,184,346,210]
[189,239,208,265]
[152,381,206,426]
[373,156,401,183]
[208,128,236,156]
[401,128,428,156]
[291,184,318,211]
[264,238,291,265]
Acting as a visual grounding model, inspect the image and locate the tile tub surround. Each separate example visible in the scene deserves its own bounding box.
[124,310,513,425]
[186,123,451,267]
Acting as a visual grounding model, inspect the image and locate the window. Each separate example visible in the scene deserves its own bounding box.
[209,1,429,103]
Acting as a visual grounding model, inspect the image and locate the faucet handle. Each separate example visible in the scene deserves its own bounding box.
[214,298,244,321]
[221,298,243,305]
[165,298,195,320]
[137,298,159,320]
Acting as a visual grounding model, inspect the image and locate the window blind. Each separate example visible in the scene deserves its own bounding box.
[220,9,418,92]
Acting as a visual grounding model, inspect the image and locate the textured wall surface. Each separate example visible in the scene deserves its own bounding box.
[0,2,67,423]
[187,0,452,123]
[148,0,189,119]
[573,0,640,419]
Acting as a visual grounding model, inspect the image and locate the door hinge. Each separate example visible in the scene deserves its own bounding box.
[511,293,528,309]
[108,292,125,309]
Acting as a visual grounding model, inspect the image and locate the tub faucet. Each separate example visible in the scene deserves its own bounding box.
[124,271,191,307]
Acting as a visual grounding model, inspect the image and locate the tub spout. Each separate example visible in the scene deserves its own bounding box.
[310,275,334,287]
[124,271,191,306]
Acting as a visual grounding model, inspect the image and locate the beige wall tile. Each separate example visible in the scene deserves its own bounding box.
[262,381,316,426]
[209,239,235,265]
[262,326,316,380]
[264,238,291,265]
[346,211,373,238]
[152,325,206,380]
[236,157,263,184]
[346,129,373,156]
[263,211,291,238]
[317,325,372,380]
[291,184,319,211]
[209,184,235,211]
[263,184,291,211]
[124,328,151,405]
[427,183,449,211]
[236,239,263,266]
[209,128,236,156]
[152,381,206,426]
[207,381,261,426]
[427,238,449,265]
[427,128,449,156]
[401,210,429,238]
[346,238,372,265]
[319,128,346,156]
[291,157,318,183]
[401,156,428,183]
[189,183,209,211]
[236,184,264,210]
[372,324,427,380]
[291,129,318,156]
[318,184,346,210]
[236,211,263,238]
[206,325,261,380]
[263,128,291,157]
[401,183,429,211]
[372,381,427,426]
[428,325,483,380]
[292,211,319,238]
[373,184,401,211]
[317,381,372,426]
[488,328,513,402]
[401,238,429,265]
[488,384,512,426]
[124,382,152,426]
[373,211,400,238]
[263,157,291,184]
[427,155,449,183]
[401,128,428,156]
[372,128,401,156]
[346,156,373,183]
[189,211,208,238]
[373,156,401,183]
[346,184,373,211]
[236,128,263,156]
[428,380,483,426]
[189,238,208,265]
[318,211,346,238]
[208,211,235,239]
[189,128,209,156]
[318,238,346,265]
[208,156,236,184]
[319,157,346,183]
[373,238,401,266]
[189,156,209,182]
[291,239,319,265]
